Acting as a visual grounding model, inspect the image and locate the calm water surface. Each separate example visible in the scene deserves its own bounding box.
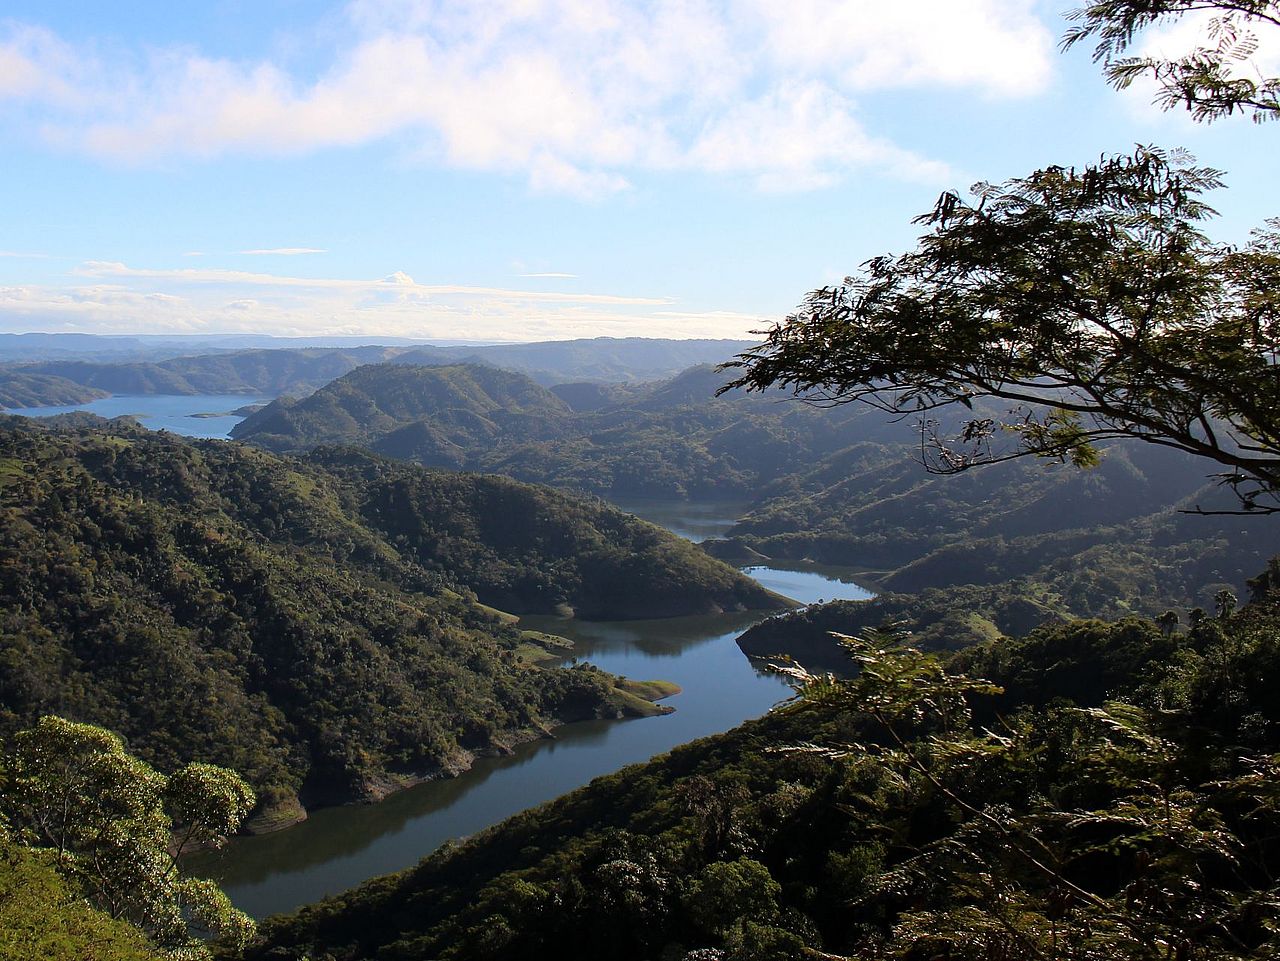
[190,504,874,918]
[606,497,751,542]
[8,396,878,917]
[6,393,271,439]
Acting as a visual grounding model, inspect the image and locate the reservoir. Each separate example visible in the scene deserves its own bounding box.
[191,528,873,917]
[4,393,273,439]
[10,393,875,918]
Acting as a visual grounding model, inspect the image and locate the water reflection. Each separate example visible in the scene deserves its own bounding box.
[189,505,875,919]
[605,497,750,543]
[192,613,793,917]
[744,563,875,606]
[521,609,763,658]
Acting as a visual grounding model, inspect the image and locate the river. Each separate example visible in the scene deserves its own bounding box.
[189,512,873,919]
[9,394,875,918]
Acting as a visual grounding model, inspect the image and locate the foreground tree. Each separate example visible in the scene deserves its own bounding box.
[774,631,1280,960]
[0,716,256,959]
[724,148,1280,510]
[725,2,1280,512]
[1063,0,1280,123]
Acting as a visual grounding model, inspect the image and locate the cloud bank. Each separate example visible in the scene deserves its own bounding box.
[0,260,760,340]
[0,0,1054,195]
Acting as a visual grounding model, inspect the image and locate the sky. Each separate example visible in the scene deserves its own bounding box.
[0,0,1274,342]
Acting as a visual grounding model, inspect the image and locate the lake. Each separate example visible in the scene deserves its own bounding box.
[5,393,273,439]
[189,507,875,918]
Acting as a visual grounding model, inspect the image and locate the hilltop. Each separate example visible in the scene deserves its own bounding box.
[233,361,1278,625]
[0,337,755,407]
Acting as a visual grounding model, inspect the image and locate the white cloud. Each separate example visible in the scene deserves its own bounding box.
[0,1,1058,195]
[746,0,1051,96]
[72,260,672,306]
[240,247,327,255]
[686,80,949,190]
[0,262,755,340]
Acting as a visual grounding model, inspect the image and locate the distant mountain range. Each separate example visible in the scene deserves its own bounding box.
[235,360,1279,625]
[0,337,755,406]
[0,332,484,364]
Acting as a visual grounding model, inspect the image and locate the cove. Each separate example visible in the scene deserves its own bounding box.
[188,505,874,919]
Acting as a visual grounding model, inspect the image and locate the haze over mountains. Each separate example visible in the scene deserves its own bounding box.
[228,357,1279,633]
[0,337,754,406]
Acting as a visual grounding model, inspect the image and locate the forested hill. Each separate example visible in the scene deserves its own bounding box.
[233,364,572,463]
[232,361,896,496]
[232,360,1276,621]
[0,372,107,409]
[0,337,755,407]
[0,417,781,825]
[243,572,1280,961]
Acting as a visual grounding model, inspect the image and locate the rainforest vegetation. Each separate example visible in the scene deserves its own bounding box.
[0,414,775,828]
[243,567,1280,961]
[3,3,1279,959]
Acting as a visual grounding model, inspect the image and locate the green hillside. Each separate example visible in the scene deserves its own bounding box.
[0,338,757,406]
[233,361,1276,623]
[242,573,1280,961]
[234,364,572,462]
[0,373,107,409]
[0,417,778,825]
[232,362,895,499]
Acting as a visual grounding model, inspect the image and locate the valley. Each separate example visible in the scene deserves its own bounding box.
[189,545,873,918]
[2,335,1277,961]
[4,1,1279,956]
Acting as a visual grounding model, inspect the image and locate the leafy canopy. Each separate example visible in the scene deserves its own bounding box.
[723,146,1280,512]
[726,2,1280,512]
[0,715,256,959]
[1063,1,1280,123]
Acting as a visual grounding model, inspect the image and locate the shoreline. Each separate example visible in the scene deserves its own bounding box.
[237,678,682,838]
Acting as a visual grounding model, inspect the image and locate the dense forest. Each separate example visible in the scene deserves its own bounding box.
[0,415,778,828]
[243,566,1280,960]
[232,363,893,498]
[4,2,1277,956]
[233,360,1278,623]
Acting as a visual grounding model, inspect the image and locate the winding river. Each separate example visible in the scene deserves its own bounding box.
[191,510,873,918]
[10,395,874,919]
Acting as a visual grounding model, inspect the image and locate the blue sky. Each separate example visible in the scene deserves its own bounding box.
[0,0,1274,341]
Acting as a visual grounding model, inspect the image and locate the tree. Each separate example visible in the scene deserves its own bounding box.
[724,4,1280,513]
[0,715,256,959]
[776,631,1280,959]
[721,5,1280,511]
[0,840,162,961]
[1062,1,1280,123]
[723,147,1280,511]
